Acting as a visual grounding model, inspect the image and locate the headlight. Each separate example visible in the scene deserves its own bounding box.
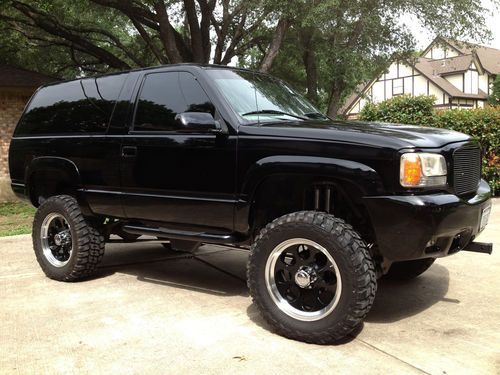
[400,153,447,187]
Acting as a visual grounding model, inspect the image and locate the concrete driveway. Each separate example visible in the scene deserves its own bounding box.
[1,200,499,375]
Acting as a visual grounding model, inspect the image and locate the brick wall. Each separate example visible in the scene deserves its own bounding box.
[0,92,29,178]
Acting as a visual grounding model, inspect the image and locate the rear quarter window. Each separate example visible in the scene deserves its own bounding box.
[14,73,127,136]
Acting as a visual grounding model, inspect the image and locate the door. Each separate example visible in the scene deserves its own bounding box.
[120,70,237,231]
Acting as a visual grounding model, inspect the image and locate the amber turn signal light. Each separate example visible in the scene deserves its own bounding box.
[400,153,422,186]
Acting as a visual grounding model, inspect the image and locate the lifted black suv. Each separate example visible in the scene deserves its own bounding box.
[9,64,492,343]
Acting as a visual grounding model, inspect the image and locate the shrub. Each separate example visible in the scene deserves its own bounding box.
[360,95,436,125]
[434,107,499,195]
[359,96,499,196]
[488,75,500,106]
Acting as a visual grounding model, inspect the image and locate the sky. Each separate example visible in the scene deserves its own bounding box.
[404,0,500,50]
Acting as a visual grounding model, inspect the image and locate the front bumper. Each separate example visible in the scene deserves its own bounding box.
[363,179,492,261]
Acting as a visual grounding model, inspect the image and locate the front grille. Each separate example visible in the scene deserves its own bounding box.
[453,146,481,195]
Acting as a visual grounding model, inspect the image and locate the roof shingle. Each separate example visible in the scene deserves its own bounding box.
[0,65,56,89]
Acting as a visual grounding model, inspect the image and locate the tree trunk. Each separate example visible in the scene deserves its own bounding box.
[300,29,318,103]
[327,86,343,118]
[154,1,184,63]
[259,17,289,73]
[183,0,205,63]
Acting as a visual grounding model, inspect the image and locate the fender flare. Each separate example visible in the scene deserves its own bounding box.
[235,155,386,233]
[24,157,88,210]
[241,155,386,199]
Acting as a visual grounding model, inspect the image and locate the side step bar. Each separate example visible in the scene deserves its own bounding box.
[122,225,243,245]
[462,241,493,254]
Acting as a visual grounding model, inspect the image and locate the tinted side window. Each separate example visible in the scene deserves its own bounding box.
[15,73,126,136]
[179,72,214,115]
[134,72,214,132]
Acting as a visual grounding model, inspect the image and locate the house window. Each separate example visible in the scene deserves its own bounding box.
[392,78,403,96]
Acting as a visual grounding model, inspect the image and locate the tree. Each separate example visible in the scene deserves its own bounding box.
[0,0,497,115]
[489,75,500,106]
[0,0,288,77]
[286,0,496,116]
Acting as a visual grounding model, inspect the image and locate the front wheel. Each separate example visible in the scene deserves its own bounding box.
[32,195,105,281]
[247,211,377,344]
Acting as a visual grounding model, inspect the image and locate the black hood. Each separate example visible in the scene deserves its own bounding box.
[242,119,471,149]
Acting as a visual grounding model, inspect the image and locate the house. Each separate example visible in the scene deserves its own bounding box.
[0,65,55,201]
[341,37,500,119]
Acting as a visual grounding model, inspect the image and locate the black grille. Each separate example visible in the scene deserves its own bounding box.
[453,146,481,195]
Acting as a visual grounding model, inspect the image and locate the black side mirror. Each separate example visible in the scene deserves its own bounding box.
[175,112,220,132]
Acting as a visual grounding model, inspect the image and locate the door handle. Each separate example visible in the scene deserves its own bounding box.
[122,146,137,157]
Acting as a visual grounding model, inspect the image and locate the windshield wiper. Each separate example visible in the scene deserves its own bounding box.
[241,109,308,121]
[303,112,330,120]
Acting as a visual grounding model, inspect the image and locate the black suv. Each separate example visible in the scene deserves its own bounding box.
[9,64,492,344]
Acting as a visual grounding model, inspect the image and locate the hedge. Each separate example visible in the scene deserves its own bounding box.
[359,95,499,195]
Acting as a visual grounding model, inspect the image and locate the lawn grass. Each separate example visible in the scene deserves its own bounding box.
[0,201,36,237]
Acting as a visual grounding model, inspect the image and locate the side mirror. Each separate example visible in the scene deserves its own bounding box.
[174,112,220,132]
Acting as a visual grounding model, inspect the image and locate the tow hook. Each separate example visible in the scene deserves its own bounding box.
[462,242,493,254]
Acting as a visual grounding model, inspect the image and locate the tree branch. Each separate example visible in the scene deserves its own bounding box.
[131,18,167,64]
[259,17,290,72]
[11,1,131,69]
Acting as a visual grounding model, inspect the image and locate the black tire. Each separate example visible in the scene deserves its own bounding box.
[32,195,105,281]
[247,211,377,344]
[384,258,435,280]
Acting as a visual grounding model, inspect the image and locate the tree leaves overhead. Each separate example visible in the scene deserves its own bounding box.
[0,0,497,115]
[0,0,282,76]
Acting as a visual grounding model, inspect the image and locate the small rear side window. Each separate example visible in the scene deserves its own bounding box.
[14,73,127,136]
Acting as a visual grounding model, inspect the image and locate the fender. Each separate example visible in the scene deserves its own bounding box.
[235,155,386,232]
[26,156,81,188]
[241,155,385,198]
[24,157,90,214]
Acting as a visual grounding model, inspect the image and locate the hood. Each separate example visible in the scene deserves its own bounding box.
[241,119,471,149]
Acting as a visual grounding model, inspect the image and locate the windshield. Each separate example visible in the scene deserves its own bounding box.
[206,69,329,124]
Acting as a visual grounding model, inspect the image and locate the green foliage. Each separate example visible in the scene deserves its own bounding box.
[0,202,35,237]
[0,202,35,216]
[360,95,436,125]
[359,95,500,195]
[1,0,496,110]
[488,75,500,106]
[433,107,500,195]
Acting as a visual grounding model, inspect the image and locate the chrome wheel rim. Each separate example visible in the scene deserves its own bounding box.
[265,238,342,321]
[40,213,73,267]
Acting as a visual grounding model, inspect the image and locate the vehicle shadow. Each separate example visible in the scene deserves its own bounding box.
[366,263,452,323]
[94,242,452,326]
[94,241,249,297]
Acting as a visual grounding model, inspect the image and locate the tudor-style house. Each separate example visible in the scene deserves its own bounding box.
[341,37,500,119]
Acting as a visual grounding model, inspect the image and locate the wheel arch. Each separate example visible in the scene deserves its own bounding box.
[238,155,385,241]
[25,157,91,214]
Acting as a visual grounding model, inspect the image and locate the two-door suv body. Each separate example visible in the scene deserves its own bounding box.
[9,64,492,343]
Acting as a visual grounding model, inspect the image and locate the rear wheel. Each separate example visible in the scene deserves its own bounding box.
[247,211,377,344]
[384,258,435,280]
[32,195,105,281]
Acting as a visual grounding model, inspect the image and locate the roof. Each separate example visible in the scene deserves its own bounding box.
[0,65,57,89]
[426,55,474,75]
[436,37,500,74]
[414,57,487,99]
[339,81,373,114]
[475,46,500,74]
